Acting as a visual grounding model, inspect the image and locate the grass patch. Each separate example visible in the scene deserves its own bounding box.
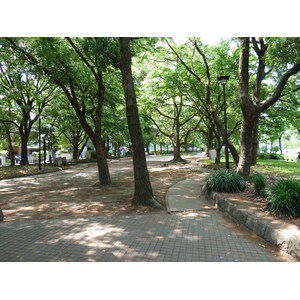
[201,158,299,181]
[0,165,63,180]
[253,159,300,181]
[200,158,236,170]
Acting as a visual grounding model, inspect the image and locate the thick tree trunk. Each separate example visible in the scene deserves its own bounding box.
[120,37,162,209]
[172,142,185,162]
[73,145,79,160]
[215,147,221,164]
[93,136,111,185]
[20,134,29,165]
[237,111,260,178]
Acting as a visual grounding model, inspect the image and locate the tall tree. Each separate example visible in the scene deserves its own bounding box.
[119,37,162,208]
[1,37,120,185]
[147,96,201,162]
[165,38,241,165]
[236,37,300,177]
[0,56,57,165]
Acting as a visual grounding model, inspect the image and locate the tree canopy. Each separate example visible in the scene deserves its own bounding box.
[0,36,299,189]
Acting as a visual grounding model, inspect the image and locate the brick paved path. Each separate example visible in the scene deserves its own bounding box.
[0,211,294,262]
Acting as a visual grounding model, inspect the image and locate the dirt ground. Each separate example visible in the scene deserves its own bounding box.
[0,156,202,222]
[1,155,299,229]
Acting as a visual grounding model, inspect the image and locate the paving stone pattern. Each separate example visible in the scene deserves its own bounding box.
[0,212,291,262]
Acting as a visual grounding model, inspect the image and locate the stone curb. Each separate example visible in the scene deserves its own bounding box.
[205,188,300,260]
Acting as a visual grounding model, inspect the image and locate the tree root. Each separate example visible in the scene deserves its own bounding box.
[132,197,164,210]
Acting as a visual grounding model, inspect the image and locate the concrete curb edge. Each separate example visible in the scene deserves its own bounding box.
[204,187,300,260]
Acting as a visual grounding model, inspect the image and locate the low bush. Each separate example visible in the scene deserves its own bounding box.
[257,153,284,160]
[205,169,246,193]
[249,174,266,196]
[265,179,300,218]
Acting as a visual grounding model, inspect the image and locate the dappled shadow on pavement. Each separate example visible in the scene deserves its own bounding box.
[0,212,296,262]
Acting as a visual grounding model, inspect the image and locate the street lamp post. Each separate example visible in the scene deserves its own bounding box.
[217,75,230,170]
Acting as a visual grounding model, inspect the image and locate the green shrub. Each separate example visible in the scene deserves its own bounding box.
[269,153,284,160]
[90,150,96,158]
[205,170,246,193]
[265,179,300,218]
[249,174,266,196]
[257,153,284,160]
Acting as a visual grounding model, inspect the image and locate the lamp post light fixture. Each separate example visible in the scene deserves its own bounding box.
[217,75,230,170]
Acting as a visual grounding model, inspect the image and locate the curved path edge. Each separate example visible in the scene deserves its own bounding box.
[206,189,300,260]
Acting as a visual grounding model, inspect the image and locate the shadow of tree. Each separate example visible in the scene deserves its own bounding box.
[1,212,292,262]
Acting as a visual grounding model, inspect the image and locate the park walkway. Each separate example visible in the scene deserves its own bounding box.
[0,158,297,262]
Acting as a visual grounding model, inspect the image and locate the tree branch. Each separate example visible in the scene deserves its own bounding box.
[165,38,204,85]
[65,37,98,80]
[153,106,176,120]
[146,114,172,138]
[260,63,300,111]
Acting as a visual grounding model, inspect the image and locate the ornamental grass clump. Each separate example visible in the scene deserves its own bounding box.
[205,169,246,193]
[249,174,267,197]
[265,179,300,218]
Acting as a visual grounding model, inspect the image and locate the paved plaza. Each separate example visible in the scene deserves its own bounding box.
[0,157,298,262]
[0,210,295,262]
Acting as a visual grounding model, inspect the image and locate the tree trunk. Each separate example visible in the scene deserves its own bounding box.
[20,133,29,165]
[279,133,284,155]
[7,132,15,166]
[228,141,240,166]
[215,147,221,164]
[250,118,260,165]
[119,37,162,209]
[145,144,150,155]
[114,142,118,156]
[43,138,46,165]
[153,144,157,155]
[106,136,110,155]
[185,143,188,153]
[172,142,184,162]
[171,129,185,163]
[206,127,214,156]
[93,136,111,185]
[73,144,79,159]
[270,140,274,152]
[160,143,163,154]
[78,137,88,159]
[237,111,260,178]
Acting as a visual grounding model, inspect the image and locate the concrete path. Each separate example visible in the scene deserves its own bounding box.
[166,173,210,212]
